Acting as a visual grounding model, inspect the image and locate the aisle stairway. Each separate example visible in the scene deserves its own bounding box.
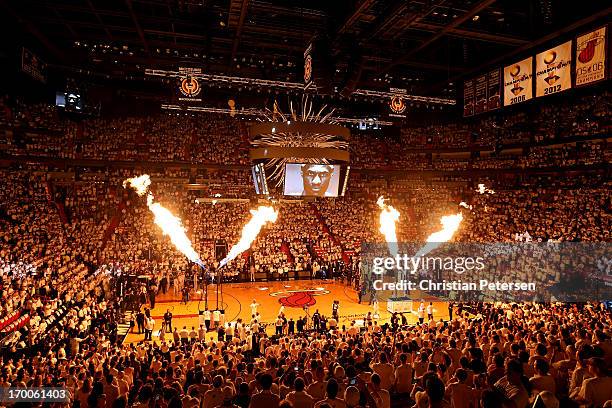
[54,202,69,225]
[46,182,69,225]
[100,196,127,252]
[309,203,350,263]
[280,241,295,263]
[116,312,132,344]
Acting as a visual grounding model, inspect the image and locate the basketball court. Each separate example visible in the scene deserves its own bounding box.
[124,280,450,343]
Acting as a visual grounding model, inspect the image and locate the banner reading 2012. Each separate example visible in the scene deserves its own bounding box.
[503,57,533,106]
[535,41,572,97]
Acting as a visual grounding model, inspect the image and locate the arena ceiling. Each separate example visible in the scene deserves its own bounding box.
[1,0,610,98]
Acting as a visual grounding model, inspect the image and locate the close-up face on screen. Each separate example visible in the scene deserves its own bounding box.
[284,163,340,197]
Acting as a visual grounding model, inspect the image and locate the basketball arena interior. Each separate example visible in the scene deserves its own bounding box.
[0,1,610,407]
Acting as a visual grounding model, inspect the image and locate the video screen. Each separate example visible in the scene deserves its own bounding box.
[251,163,269,195]
[284,163,340,197]
[55,92,66,107]
[66,92,82,110]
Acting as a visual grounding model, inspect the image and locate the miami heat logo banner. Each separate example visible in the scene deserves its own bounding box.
[536,41,572,97]
[575,26,607,87]
[177,67,202,102]
[503,57,533,106]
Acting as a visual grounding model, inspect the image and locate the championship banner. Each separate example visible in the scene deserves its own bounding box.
[575,26,607,87]
[486,68,501,111]
[474,74,487,115]
[177,67,202,102]
[535,41,572,97]
[302,37,333,93]
[463,79,474,117]
[503,57,533,106]
[388,88,407,119]
[304,42,313,88]
[21,48,47,84]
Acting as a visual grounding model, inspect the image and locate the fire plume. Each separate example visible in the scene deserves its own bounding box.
[377,196,400,256]
[123,175,202,265]
[219,205,278,267]
[416,213,463,257]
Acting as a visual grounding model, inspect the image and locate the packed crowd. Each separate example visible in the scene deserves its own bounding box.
[0,89,610,407]
[0,166,119,359]
[1,295,612,408]
[1,91,609,171]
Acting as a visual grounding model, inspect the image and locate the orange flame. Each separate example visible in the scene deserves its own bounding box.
[377,196,400,256]
[123,175,201,264]
[220,205,278,267]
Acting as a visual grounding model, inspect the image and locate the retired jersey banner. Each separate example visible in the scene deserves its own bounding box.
[486,68,501,111]
[177,67,202,102]
[304,42,313,87]
[463,79,474,117]
[474,74,487,115]
[503,57,533,106]
[535,41,572,97]
[575,26,607,86]
[21,48,47,84]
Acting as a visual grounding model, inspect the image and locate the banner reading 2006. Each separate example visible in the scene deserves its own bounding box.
[575,26,607,86]
[503,57,533,106]
[535,41,572,97]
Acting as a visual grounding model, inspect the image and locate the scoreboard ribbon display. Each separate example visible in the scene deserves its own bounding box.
[503,57,533,106]
[535,41,572,97]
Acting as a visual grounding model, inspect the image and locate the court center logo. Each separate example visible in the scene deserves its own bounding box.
[269,287,330,308]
